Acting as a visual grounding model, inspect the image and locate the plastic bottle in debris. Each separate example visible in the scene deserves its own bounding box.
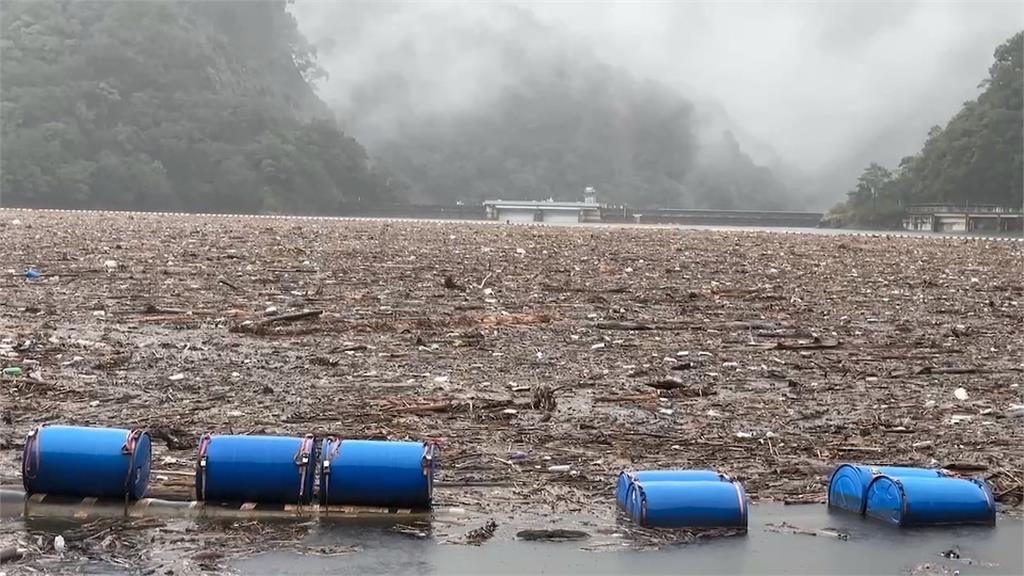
[2,367,23,377]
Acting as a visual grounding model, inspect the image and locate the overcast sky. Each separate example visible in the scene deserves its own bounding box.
[293,1,1022,182]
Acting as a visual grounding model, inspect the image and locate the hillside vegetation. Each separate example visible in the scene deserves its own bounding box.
[1,1,391,212]
[830,32,1022,227]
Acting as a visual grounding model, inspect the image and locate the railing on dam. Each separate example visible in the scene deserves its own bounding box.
[631,208,824,227]
[905,204,1022,215]
[335,203,827,227]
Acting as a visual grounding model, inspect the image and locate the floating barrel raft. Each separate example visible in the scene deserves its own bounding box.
[320,439,436,508]
[828,464,947,514]
[13,426,1004,530]
[865,475,996,527]
[620,470,747,529]
[615,470,725,509]
[22,425,151,500]
[196,433,318,504]
[0,488,460,521]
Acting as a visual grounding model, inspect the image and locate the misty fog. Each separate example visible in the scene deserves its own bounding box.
[292,1,1023,206]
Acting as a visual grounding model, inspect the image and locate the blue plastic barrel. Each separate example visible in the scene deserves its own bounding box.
[320,439,436,508]
[864,475,995,527]
[196,434,315,504]
[615,470,724,509]
[828,464,946,514]
[22,425,151,499]
[627,480,748,528]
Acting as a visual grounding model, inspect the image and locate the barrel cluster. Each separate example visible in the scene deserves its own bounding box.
[616,470,747,529]
[827,463,996,526]
[20,425,1001,530]
[195,434,438,508]
[22,425,437,509]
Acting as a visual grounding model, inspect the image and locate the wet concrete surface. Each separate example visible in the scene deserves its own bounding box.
[231,504,1023,576]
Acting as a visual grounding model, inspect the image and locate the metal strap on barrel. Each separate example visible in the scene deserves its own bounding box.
[294,434,315,504]
[22,424,45,481]
[322,436,342,463]
[196,433,212,501]
[733,481,747,524]
[972,478,997,524]
[622,469,641,493]
[421,440,440,477]
[21,425,46,521]
[421,439,443,505]
[622,468,637,483]
[627,474,642,512]
[892,478,910,519]
[638,487,649,525]
[121,428,145,504]
[321,437,341,513]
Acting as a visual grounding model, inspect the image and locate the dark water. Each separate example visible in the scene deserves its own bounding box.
[233,504,1023,576]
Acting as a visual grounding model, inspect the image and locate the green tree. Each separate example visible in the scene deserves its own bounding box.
[1,0,389,211]
[829,31,1023,227]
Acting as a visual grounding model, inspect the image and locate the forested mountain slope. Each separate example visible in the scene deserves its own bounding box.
[1,1,391,212]
[1,1,796,212]
[831,31,1022,227]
